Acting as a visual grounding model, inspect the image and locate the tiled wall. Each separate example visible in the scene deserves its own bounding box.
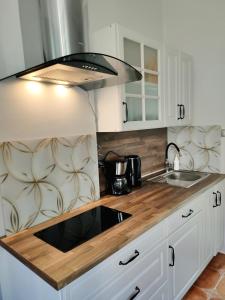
[168,126,221,173]
[0,135,99,236]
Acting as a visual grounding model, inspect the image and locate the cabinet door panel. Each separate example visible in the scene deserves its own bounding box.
[213,184,225,253]
[169,212,201,300]
[147,283,168,300]
[180,52,192,125]
[218,182,225,252]
[165,49,179,126]
[94,241,167,300]
[200,191,214,267]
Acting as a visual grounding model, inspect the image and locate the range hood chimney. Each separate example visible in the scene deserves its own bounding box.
[0,0,141,90]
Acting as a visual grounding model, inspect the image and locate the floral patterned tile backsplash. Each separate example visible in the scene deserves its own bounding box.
[0,135,99,236]
[168,126,221,173]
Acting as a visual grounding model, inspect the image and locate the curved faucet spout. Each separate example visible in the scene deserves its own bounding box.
[165,143,180,172]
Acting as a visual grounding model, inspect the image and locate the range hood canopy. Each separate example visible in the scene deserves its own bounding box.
[15,52,142,91]
[0,0,142,90]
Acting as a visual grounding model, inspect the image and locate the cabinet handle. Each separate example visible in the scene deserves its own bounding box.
[182,105,185,119]
[119,250,140,265]
[213,192,218,207]
[169,245,175,267]
[129,286,141,300]
[182,209,194,218]
[217,191,222,206]
[177,104,182,120]
[123,101,128,123]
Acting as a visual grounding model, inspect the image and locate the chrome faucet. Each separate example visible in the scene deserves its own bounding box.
[165,142,180,172]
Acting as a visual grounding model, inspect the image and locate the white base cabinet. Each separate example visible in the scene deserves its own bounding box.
[168,212,202,300]
[93,241,167,300]
[211,182,225,254]
[0,179,225,300]
[147,282,168,300]
[65,221,168,300]
[0,247,63,300]
[200,190,214,267]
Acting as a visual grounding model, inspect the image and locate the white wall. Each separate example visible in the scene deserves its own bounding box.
[163,0,225,127]
[0,0,25,79]
[0,78,96,236]
[0,79,96,141]
[84,0,163,43]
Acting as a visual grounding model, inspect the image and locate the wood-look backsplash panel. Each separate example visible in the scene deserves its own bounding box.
[97,128,167,176]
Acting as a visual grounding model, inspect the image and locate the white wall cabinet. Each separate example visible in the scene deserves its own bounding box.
[164,48,192,126]
[90,23,164,132]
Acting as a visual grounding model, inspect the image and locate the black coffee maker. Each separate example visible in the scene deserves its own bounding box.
[103,151,131,195]
[125,155,142,187]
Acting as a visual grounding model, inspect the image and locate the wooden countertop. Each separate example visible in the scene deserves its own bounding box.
[0,173,225,290]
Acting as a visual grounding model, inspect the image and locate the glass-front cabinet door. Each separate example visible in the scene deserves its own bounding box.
[123,36,163,129]
[90,23,164,131]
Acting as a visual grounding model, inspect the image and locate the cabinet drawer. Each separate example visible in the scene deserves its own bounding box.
[66,222,167,300]
[92,240,168,300]
[167,197,202,235]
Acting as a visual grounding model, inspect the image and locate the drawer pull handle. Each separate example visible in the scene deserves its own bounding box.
[217,191,222,206]
[119,250,139,265]
[213,192,218,207]
[129,286,141,300]
[182,209,194,218]
[169,245,175,267]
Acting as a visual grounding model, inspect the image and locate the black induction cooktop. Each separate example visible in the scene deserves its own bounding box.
[34,206,131,252]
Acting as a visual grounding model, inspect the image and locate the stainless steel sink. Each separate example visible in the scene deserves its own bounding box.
[148,170,210,188]
[166,172,202,182]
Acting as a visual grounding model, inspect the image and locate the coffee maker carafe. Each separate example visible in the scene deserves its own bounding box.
[103,152,131,195]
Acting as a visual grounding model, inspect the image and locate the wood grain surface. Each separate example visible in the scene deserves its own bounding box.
[0,173,224,290]
[97,128,167,192]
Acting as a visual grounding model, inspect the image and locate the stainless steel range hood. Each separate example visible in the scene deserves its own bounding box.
[1,0,141,90]
[16,52,142,91]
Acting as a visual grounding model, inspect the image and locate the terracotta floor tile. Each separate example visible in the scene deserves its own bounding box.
[183,286,208,300]
[208,253,225,271]
[209,290,224,300]
[195,268,220,289]
[216,276,225,297]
